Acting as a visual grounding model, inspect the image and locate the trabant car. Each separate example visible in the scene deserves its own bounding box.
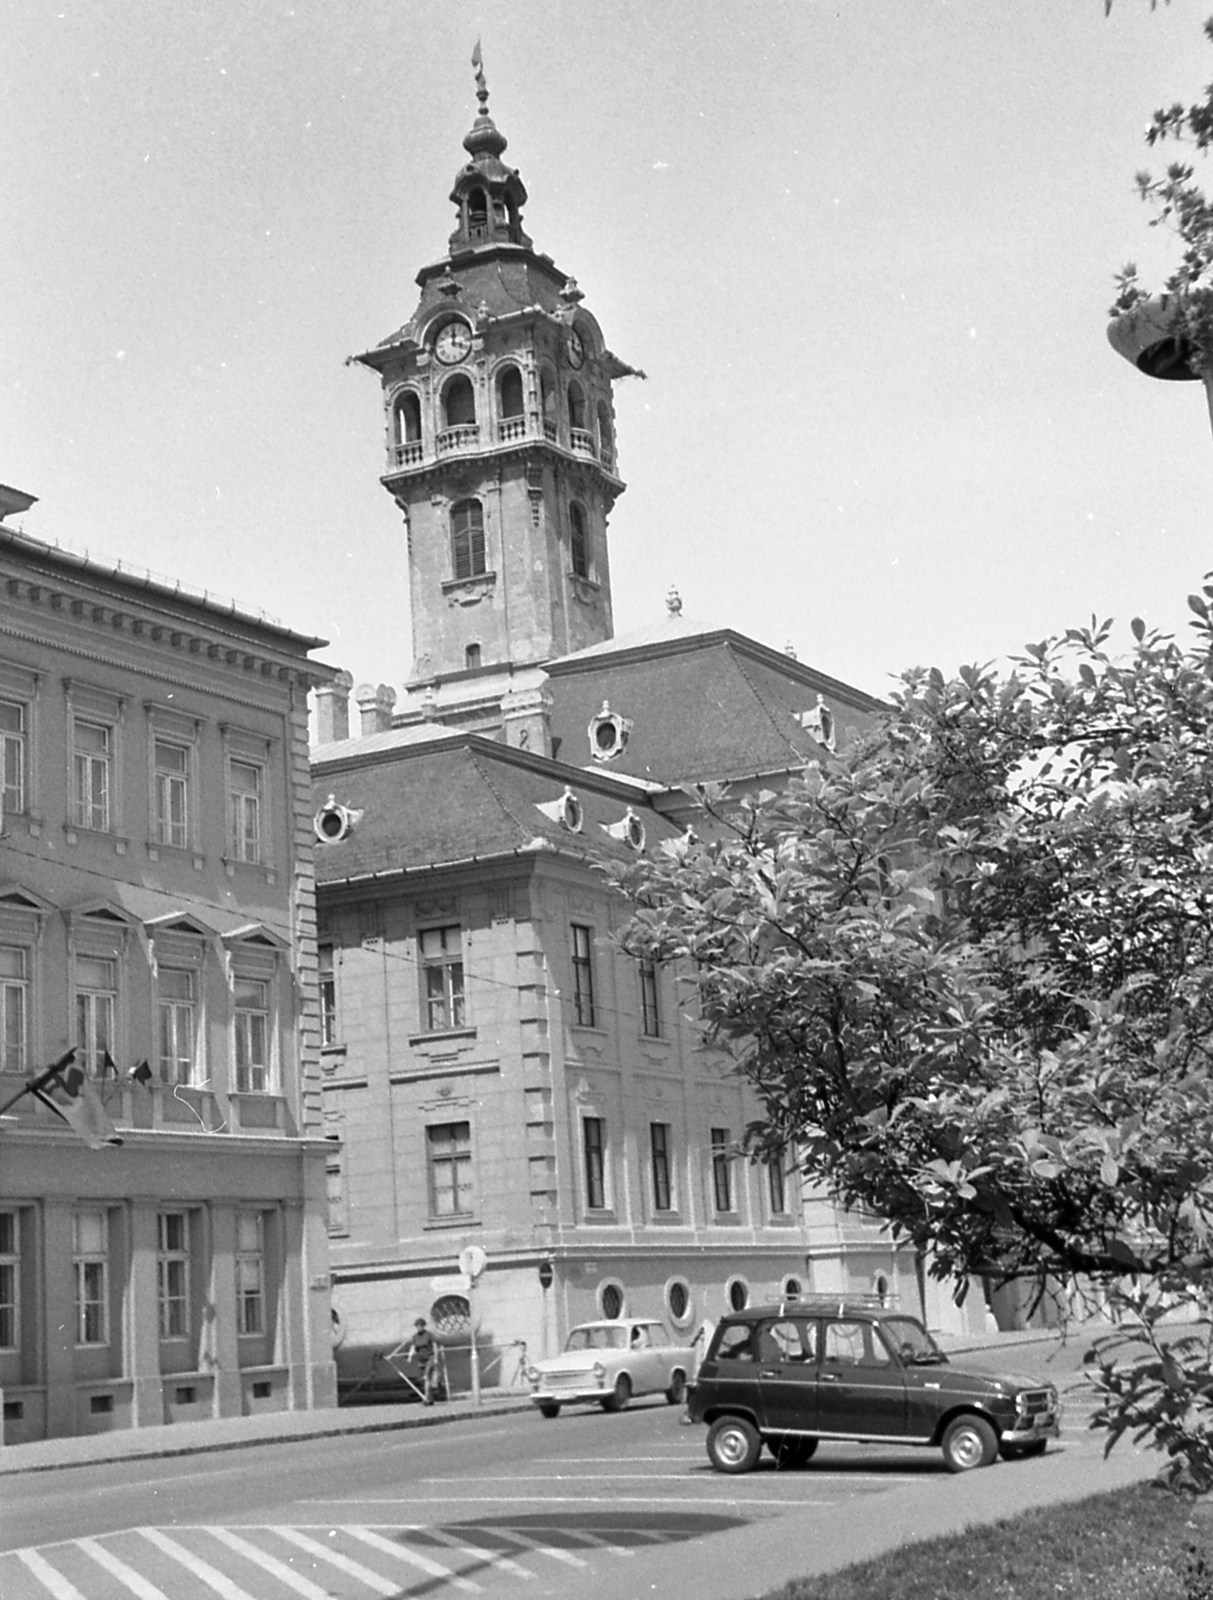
[527,1318,695,1418]
[688,1299,1060,1473]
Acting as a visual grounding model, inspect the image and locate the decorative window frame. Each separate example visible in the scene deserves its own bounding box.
[570,923,596,1028]
[587,702,633,764]
[147,916,211,1089]
[664,1275,694,1331]
[425,1117,476,1222]
[725,1274,750,1313]
[63,680,127,846]
[418,923,466,1034]
[220,725,277,882]
[581,1111,611,1213]
[649,1120,675,1214]
[67,903,137,1078]
[235,1209,266,1336]
[597,1277,626,1320]
[0,886,51,1077]
[0,657,40,828]
[144,702,203,864]
[222,926,288,1096]
[73,1208,111,1347]
[0,1207,19,1352]
[157,1210,192,1341]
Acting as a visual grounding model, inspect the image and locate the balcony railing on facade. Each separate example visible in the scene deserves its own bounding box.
[388,416,617,473]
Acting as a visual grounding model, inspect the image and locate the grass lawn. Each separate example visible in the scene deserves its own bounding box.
[759,1483,1213,1600]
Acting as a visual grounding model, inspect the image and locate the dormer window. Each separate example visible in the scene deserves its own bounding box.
[588,701,632,762]
[451,500,486,581]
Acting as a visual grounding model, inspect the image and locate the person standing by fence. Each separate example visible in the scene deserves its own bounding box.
[407,1317,439,1405]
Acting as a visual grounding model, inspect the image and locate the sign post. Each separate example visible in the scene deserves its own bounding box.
[459,1245,487,1404]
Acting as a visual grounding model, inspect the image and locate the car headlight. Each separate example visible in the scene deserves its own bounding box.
[526,1366,541,1383]
[593,1361,606,1382]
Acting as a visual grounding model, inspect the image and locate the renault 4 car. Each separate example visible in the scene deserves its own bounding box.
[526,1318,695,1418]
[687,1299,1060,1473]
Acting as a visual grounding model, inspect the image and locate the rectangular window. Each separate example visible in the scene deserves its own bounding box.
[318,944,336,1046]
[234,976,270,1092]
[72,718,111,831]
[0,1210,17,1350]
[75,954,116,1076]
[73,1210,109,1346]
[571,925,595,1028]
[157,1212,190,1339]
[236,1211,264,1336]
[583,1115,606,1210]
[0,945,28,1075]
[153,739,189,848]
[639,958,660,1037]
[228,760,262,863]
[157,968,195,1085]
[325,1127,348,1235]
[650,1122,673,1212]
[420,926,465,1032]
[0,699,26,815]
[427,1121,473,1217]
[711,1127,733,1213]
[768,1157,788,1216]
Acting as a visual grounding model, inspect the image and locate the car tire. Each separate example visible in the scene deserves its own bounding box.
[601,1374,632,1413]
[706,1415,762,1474]
[999,1438,1047,1461]
[941,1414,999,1473]
[767,1434,818,1469]
[666,1370,688,1406]
[538,1402,560,1420]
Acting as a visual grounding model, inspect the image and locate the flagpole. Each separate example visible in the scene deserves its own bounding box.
[0,1050,77,1121]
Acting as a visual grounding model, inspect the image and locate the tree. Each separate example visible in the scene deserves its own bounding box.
[1107,13,1213,432]
[608,592,1213,1481]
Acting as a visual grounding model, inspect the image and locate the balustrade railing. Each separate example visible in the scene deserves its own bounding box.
[570,428,596,458]
[497,417,527,443]
[436,424,480,455]
[391,441,424,468]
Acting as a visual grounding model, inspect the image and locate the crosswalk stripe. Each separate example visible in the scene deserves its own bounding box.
[344,1526,483,1593]
[561,1529,635,1558]
[488,1528,589,1569]
[15,1549,90,1600]
[205,1529,337,1600]
[76,1538,172,1600]
[138,1529,259,1600]
[420,1528,537,1580]
[271,1528,401,1596]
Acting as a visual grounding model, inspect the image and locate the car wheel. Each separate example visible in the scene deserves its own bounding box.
[767,1434,818,1469]
[999,1438,1047,1461]
[941,1414,999,1473]
[601,1374,632,1413]
[666,1370,688,1406]
[706,1415,762,1474]
[538,1402,560,1420]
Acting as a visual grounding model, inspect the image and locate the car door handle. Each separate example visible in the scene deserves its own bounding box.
[820,1372,840,1383]
[758,1369,781,1379]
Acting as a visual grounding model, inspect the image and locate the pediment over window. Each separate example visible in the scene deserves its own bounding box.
[65,899,140,929]
[220,922,291,952]
[0,883,54,916]
[144,911,216,940]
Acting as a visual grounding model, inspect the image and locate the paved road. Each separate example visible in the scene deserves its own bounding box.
[0,1386,1114,1599]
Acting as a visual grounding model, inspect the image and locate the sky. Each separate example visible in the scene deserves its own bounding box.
[3,0,1212,702]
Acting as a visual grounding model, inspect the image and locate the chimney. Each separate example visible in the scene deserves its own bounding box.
[356,682,397,735]
[313,670,353,745]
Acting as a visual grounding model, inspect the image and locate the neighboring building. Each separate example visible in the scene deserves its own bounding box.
[312,62,991,1390]
[0,488,338,1442]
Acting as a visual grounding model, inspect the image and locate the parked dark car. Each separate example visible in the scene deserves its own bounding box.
[687,1299,1060,1474]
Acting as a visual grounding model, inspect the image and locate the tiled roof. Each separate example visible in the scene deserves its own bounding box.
[311,735,680,885]
[546,631,884,786]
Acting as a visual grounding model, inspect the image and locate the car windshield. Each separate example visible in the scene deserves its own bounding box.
[565,1326,628,1352]
[882,1317,947,1365]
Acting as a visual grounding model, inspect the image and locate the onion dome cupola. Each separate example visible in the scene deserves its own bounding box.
[448,48,532,255]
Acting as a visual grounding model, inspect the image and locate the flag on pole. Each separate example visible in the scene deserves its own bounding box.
[128,1059,153,1089]
[471,38,482,69]
[34,1057,123,1150]
[101,1050,118,1077]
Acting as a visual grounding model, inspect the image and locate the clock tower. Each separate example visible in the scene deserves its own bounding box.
[353,55,637,730]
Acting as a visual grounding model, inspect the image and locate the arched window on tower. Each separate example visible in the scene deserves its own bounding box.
[440,376,477,453]
[393,391,422,464]
[497,366,525,442]
[540,370,558,443]
[569,504,590,581]
[568,382,591,456]
[468,187,488,240]
[451,500,487,582]
[597,401,614,471]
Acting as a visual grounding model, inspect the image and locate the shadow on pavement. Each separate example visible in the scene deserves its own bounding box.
[447,1508,748,1541]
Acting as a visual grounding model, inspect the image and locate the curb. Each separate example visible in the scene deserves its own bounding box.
[0,1397,536,1478]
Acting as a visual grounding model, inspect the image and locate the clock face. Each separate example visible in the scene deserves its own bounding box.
[435,321,472,365]
[566,327,586,368]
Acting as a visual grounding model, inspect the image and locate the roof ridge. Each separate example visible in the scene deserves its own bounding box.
[466,745,542,843]
[727,644,805,763]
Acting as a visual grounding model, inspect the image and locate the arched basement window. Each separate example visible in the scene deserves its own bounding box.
[570,504,590,580]
[444,375,476,429]
[451,500,486,581]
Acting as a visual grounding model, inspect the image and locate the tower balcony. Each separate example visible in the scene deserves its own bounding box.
[570,428,596,459]
[391,441,425,469]
[497,417,527,443]
[436,424,481,455]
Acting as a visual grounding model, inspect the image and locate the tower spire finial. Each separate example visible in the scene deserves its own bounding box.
[471,38,488,115]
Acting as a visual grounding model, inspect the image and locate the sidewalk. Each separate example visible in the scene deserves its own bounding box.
[0,1387,535,1476]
